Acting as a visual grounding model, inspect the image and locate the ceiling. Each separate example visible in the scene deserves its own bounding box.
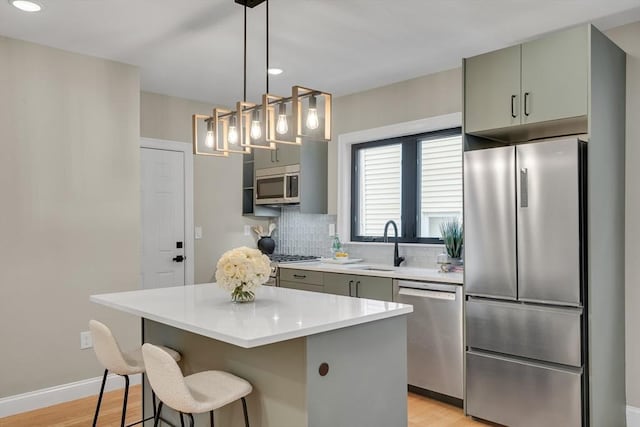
[1,0,640,108]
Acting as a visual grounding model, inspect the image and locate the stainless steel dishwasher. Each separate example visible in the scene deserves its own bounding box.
[395,279,463,399]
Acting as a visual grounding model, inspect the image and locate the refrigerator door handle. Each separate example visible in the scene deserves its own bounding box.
[520,168,528,208]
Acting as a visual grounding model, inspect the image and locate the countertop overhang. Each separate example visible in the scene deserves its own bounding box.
[278,262,464,284]
[91,284,412,348]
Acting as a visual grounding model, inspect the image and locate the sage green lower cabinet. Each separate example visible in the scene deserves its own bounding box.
[356,275,394,301]
[323,272,393,302]
[279,269,394,301]
[279,268,324,293]
[279,281,324,293]
[323,272,352,296]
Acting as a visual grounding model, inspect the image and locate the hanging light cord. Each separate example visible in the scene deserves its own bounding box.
[243,3,247,103]
[266,0,269,94]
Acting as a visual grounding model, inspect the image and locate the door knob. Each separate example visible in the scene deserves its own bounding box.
[172,255,185,262]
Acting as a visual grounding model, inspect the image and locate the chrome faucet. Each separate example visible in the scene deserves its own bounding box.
[383,220,405,267]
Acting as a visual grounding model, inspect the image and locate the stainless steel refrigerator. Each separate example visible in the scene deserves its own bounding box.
[463,136,587,427]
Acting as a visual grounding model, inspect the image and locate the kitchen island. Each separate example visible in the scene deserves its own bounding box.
[91,284,412,427]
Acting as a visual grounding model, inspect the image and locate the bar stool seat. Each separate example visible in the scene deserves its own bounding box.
[181,371,253,414]
[142,343,252,427]
[89,320,181,427]
[117,346,181,376]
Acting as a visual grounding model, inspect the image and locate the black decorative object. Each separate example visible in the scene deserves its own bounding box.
[257,236,276,254]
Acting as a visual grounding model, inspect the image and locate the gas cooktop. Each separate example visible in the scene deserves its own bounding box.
[268,254,320,263]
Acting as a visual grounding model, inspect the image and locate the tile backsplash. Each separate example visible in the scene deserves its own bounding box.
[273,207,446,268]
[273,206,337,257]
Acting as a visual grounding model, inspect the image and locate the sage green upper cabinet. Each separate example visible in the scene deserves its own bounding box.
[464,25,589,137]
[521,25,588,125]
[465,45,521,134]
[253,147,273,171]
[276,144,300,166]
[254,145,301,171]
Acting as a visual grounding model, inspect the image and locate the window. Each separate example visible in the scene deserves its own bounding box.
[351,128,462,243]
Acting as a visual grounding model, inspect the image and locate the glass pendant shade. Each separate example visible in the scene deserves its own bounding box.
[192,114,228,157]
[305,95,320,130]
[276,103,288,135]
[205,119,215,147]
[263,93,301,145]
[228,115,240,145]
[238,101,276,150]
[250,109,262,140]
[293,86,332,142]
[212,108,251,155]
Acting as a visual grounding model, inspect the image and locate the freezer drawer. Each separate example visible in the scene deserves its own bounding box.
[464,146,517,300]
[466,298,582,367]
[466,351,582,427]
[396,281,463,399]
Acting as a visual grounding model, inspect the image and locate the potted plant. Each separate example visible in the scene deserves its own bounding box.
[440,220,463,266]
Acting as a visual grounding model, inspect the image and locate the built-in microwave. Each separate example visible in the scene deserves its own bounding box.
[255,164,300,205]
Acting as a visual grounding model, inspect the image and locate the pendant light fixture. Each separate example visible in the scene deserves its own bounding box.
[192,0,332,158]
[237,1,275,152]
[192,114,228,157]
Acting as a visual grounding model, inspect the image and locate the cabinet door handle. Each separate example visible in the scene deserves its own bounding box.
[293,274,307,279]
[348,280,354,296]
[355,281,360,297]
[271,150,275,162]
[275,148,279,162]
[511,95,517,118]
[524,92,530,117]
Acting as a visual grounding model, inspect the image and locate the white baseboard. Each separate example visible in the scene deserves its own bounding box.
[0,373,141,418]
[629,405,640,427]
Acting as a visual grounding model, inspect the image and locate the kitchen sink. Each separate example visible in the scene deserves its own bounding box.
[348,265,395,272]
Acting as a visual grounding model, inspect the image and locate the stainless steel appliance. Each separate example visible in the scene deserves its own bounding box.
[255,164,300,205]
[464,136,586,426]
[395,280,463,400]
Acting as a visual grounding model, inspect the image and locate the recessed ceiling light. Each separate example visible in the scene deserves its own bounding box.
[9,0,42,12]
[267,68,283,76]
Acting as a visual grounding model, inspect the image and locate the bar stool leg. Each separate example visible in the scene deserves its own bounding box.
[241,397,250,427]
[120,375,130,427]
[210,410,215,427]
[188,413,195,427]
[92,369,109,427]
[153,401,163,427]
[180,412,185,427]
[152,391,157,419]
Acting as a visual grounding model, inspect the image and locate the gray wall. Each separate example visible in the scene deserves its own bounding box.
[328,67,462,215]
[140,92,268,284]
[0,37,140,397]
[605,21,640,409]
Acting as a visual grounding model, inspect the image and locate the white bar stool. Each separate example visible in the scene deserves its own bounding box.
[89,320,181,427]
[141,343,253,427]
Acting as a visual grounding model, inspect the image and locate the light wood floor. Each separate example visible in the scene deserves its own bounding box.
[0,386,490,426]
[0,386,142,427]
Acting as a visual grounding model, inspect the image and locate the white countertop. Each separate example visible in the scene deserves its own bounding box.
[91,284,412,348]
[278,262,464,284]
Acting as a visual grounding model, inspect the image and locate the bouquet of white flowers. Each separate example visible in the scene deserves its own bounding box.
[215,246,271,302]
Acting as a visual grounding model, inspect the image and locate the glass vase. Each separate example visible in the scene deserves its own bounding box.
[231,285,255,303]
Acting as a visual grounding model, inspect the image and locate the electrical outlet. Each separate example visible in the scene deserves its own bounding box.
[195,226,203,239]
[244,225,251,236]
[329,223,335,236]
[80,331,93,350]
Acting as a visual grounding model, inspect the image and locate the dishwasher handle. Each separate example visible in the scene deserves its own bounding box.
[398,287,456,300]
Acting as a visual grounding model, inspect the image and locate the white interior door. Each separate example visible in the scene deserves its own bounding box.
[141,147,185,289]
